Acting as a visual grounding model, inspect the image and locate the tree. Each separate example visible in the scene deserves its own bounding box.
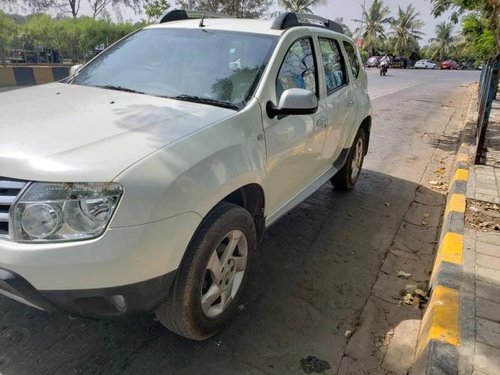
[462,12,496,61]
[334,17,353,37]
[389,4,424,58]
[185,0,271,18]
[144,0,170,19]
[7,0,143,19]
[430,0,500,54]
[0,11,18,65]
[354,0,392,56]
[429,21,456,60]
[278,0,326,14]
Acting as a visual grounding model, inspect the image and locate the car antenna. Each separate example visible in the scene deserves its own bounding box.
[199,14,205,27]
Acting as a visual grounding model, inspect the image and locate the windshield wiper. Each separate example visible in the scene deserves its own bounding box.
[97,85,146,95]
[172,95,239,110]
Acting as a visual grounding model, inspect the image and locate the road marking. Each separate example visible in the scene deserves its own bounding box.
[369,82,421,100]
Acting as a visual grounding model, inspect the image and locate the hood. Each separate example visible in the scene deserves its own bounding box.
[0,83,235,182]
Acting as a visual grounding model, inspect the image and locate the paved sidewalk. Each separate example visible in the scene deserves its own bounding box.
[463,97,500,374]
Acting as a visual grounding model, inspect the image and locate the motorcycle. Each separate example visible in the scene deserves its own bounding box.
[379,62,388,76]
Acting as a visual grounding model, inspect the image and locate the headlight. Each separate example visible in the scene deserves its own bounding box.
[12,182,122,242]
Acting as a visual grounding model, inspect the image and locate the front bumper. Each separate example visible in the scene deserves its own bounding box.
[0,267,176,317]
[0,212,202,317]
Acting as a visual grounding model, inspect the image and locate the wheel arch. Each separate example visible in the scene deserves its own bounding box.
[359,116,371,155]
[219,183,266,243]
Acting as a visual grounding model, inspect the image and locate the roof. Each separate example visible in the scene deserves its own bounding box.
[147,18,284,36]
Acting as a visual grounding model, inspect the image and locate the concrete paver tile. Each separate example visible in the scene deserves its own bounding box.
[476,280,500,304]
[477,298,500,323]
[477,253,500,269]
[476,242,500,258]
[476,232,500,246]
[476,265,500,284]
[477,318,500,348]
[474,342,500,375]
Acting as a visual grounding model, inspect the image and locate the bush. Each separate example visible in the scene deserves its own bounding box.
[4,13,144,63]
[0,11,18,65]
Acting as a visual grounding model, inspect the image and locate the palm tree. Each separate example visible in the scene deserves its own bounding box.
[389,4,424,58]
[278,0,326,14]
[354,0,392,56]
[430,22,456,61]
[334,17,353,37]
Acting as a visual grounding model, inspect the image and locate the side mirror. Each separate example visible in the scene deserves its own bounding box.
[266,88,318,119]
[70,64,83,76]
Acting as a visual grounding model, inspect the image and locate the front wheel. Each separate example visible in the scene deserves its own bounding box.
[155,203,256,340]
[331,127,367,191]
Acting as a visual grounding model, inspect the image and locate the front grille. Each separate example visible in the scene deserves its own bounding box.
[0,178,28,239]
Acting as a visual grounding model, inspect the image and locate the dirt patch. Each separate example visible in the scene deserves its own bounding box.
[466,199,500,232]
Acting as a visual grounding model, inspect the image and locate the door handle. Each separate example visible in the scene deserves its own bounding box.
[347,100,355,108]
[316,117,327,128]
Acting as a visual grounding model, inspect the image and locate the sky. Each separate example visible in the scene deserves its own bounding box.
[310,0,453,43]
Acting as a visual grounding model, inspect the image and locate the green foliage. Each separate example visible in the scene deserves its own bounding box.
[144,0,170,19]
[389,4,423,58]
[278,0,326,14]
[462,12,496,60]
[429,0,499,54]
[184,0,272,18]
[0,11,18,65]
[353,0,392,56]
[429,21,456,60]
[4,13,142,63]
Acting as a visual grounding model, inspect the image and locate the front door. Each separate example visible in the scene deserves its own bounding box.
[261,36,328,217]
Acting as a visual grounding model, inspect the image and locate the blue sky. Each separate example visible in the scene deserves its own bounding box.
[310,0,454,43]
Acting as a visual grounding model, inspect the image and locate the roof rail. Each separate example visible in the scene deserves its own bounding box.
[159,8,230,23]
[271,12,344,34]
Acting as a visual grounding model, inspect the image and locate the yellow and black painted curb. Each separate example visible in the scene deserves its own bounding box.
[0,66,70,86]
[412,146,470,375]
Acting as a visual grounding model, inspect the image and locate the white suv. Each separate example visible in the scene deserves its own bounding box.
[0,10,372,340]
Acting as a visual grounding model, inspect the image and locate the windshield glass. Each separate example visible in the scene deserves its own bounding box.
[71,28,277,110]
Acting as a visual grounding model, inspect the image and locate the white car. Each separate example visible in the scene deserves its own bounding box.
[415,59,437,69]
[0,10,372,340]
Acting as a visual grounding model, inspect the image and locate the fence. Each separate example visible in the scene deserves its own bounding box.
[475,55,500,164]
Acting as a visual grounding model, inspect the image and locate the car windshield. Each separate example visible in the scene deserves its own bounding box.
[71,28,278,110]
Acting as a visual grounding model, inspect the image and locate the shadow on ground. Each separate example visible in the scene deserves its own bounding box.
[0,170,442,375]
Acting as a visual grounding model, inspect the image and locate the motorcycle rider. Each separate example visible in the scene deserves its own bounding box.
[379,54,390,75]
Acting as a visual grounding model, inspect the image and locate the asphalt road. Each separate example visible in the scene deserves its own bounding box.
[0,69,479,375]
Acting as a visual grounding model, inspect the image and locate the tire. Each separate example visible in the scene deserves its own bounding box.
[155,203,257,340]
[331,127,367,191]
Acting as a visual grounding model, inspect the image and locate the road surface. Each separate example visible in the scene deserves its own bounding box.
[0,69,479,374]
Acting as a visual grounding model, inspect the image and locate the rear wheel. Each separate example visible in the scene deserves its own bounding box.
[331,127,367,191]
[155,203,256,340]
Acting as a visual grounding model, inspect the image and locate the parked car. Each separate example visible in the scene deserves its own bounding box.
[0,10,372,340]
[366,55,381,67]
[414,59,437,69]
[391,56,408,69]
[440,60,458,69]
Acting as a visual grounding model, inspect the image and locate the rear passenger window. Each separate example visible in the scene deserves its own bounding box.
[343,41,361,79]
[276,37,317,101]
[319,38,346,93]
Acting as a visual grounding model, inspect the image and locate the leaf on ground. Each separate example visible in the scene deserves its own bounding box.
[397,271,412,279]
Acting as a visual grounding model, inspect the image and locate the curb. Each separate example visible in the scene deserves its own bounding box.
[0,66,70,86]
[412,147,470,375]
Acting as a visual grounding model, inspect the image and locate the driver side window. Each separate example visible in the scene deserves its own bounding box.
[276,37,317,102]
